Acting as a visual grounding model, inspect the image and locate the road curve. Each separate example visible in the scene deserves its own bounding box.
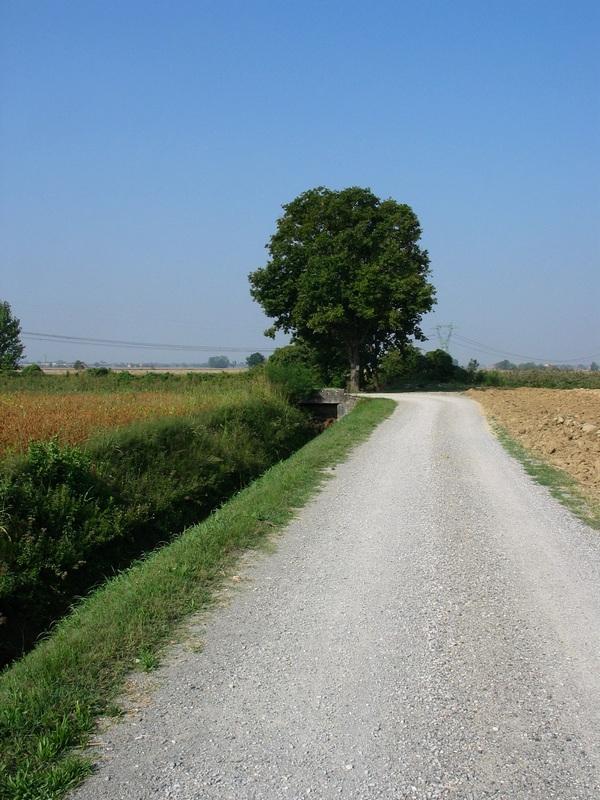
[72,393,600,800]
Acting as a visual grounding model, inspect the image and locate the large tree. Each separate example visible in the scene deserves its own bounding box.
[0,301,24,370]
[249,187,436,391]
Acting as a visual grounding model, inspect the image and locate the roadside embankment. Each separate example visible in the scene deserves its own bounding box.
[0,396,313,665]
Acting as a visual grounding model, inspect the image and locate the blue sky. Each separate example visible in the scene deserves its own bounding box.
[1,0,598,365]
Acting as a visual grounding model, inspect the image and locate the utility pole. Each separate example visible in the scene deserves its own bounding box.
[434,324,456,353]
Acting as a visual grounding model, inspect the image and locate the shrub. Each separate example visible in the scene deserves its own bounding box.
[246,352,266,367]
[265,361,320,402]
[374,345,486,389]
[86,366,111,376]
[478,369,600,389]
[19,363,43,376]
[265,343,324,400]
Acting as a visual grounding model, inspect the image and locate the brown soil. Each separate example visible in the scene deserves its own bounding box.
[467,388,600,501]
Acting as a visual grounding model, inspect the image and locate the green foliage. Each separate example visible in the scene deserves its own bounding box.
[72,360,86,371]
[422,349,455,380]
[249,186,436,390]
[376,345,421,386]
[494,359,517,370]
[264,350,321,402]
[267,340,348,388]
[19,363,43,376]
[466,359,480,377]
[0,398,312,665]
[246,352,266,367]
[375,346,482,388]
[479,369,600,389]
[208,355,230,368]
[0,301,24,370]
[0,368,255,395]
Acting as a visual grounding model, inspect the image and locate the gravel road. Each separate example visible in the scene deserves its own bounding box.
[72,393,600,799]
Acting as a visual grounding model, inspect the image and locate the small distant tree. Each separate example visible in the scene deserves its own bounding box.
[20,363,43,376]
[0,301,24,370]
[246,352,265,368]
[73,360,86,371]
[423,349,455,380]
[591,361,599,372]
[466,358,479,377]
[494,359,517,370]
[208,355,230,369]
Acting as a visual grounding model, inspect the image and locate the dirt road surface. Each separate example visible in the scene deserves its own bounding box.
[72,393,600,800]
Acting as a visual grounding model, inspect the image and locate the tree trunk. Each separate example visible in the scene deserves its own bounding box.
[348,342,361,393]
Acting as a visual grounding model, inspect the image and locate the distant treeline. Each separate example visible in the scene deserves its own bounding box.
[477,369,600,389]
[492,359,599,372]
[262,341,600,391]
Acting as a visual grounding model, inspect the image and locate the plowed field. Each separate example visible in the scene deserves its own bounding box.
[468,388,600,500]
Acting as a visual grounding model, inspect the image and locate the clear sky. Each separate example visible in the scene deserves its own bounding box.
[1,0,599,366]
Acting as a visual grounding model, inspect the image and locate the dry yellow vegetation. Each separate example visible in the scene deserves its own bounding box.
[0,391,198,454]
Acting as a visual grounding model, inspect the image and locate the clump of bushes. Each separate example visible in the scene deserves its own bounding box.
[18,363,43,376]
[266,341,348,392]
[0,397,313,664]
[477,368,600,389]
[264,347,322,402]
[375,345,483,389]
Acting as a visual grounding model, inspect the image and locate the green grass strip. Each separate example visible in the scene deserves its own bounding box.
[0,397,395,800]
[492,422,600,531]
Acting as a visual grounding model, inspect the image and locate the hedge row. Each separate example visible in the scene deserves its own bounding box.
[0,397,313,665]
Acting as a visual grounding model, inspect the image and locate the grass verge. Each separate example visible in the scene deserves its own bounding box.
[492,422,600,530]
[0,397,395,800]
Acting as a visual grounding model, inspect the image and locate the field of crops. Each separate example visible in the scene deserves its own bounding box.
[0,371,268,455]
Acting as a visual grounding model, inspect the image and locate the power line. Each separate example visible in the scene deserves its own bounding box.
[450,333,600,364]
[22,328,600,365]
[22,331,278,354]
[421,329,600,364]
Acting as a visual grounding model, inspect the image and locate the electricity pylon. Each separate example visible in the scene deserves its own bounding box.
[434,324,456,353]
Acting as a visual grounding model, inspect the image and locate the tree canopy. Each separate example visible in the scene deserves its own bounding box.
[0,301,24,370]
[246,352,266,368]
[249,186,436,390]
